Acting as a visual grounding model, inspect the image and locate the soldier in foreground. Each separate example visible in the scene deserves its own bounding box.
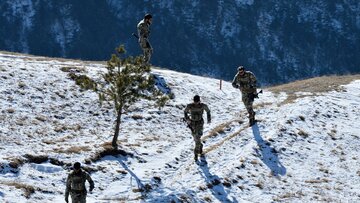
[232,66,258,126]
[184,95,211,162]
[137,13,153,66]
[65,162,94,203]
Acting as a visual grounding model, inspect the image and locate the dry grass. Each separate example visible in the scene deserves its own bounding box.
[255,181,264,189]
[297,129,309,138]
[24,154,48,164]
[89,142,130,162]
[204,120,233,139]
[6,157,25,169]
[203,125,248,154]
[53,146,91,154]
[131,114,144,120]
[253,102,273,109]
[250,159,259,165]
[273,191,305,201]
[0,50,106,65]
[0,181,36,198]
[305,178,330,184]
[267,74,360,105]
[327,129,337,140]
[203,196,212,202]
[7,108,15,113]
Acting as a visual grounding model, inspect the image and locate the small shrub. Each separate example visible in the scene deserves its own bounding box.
[222,181,231,188]
[319,168,329,174]
[35,116,47,122]
[24,154,48,164]
[255,181,264,189]
[54,146,91,154]
[305,178,330,183]
[132,114,144,120]
[18,82,26,88]
[68,73,97,91]
[90,143,130,162]
[286,119,293,125]
[116,170,128,175]
[250,159,259,165]
[60,66,85,73]
[211,178,221,185]
[8,158,25,169]
[204,196,212,202]
[198,185,207,191]
[7,108,15,113]
[155,95,170,110]
[297,129,309,138]
[2,182,35,198]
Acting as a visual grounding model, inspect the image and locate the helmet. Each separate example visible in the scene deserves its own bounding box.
[238,66,245,72]
[193,95,200,102]
[144,14,152,20]
[73,162,81,170]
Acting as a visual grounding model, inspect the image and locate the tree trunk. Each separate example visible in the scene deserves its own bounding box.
[112,108,122,149]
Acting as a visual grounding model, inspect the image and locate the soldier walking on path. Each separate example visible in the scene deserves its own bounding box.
[65,162,94,203]
[232,66,258,126]
[137,13,153,66]
[184,95,211,162]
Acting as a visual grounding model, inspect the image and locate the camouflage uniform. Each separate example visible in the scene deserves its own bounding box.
[65,169,94,203]
[184,102,211,160]
[232,70,257,124]
[137,19,152,66]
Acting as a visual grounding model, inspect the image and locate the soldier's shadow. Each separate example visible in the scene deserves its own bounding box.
[198,158,238,203]
[251,124,286,176]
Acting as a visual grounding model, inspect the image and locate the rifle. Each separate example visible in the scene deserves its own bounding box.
[132,33,139,39]
[132,33,151,49]
[250,89,263,101]
[254,89,263,98]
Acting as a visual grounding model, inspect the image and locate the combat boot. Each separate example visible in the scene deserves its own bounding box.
[249,112,256,126]
[194,154,198,162]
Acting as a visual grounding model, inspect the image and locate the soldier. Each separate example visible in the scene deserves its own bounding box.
[232,66,258,126]
[137,13,153,66]
[65,162,94,203]
[184,95,211,162]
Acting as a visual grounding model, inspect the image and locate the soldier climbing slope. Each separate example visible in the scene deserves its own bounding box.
[232,66,258,126]
[184,95,211,162]
[65,162,94,203]
[137,13,153,66]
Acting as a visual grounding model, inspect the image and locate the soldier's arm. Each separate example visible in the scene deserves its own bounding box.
[65,174,71,200]
[184,105,190,120]
[203,104,211,123]
[86,173,95,191]
[232,73,239,88]
[138,23,149,39]
[249,73,257,90]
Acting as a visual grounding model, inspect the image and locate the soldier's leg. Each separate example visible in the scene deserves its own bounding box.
[192,122,204,161]
[242,94,255,125]
[193,134,201,160]
[143,48,152,65]
[71,193,83,203]
[196,123,204,155]
[80,194,87,203]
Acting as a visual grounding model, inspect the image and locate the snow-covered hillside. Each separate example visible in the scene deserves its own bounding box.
[0,52,359,202]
